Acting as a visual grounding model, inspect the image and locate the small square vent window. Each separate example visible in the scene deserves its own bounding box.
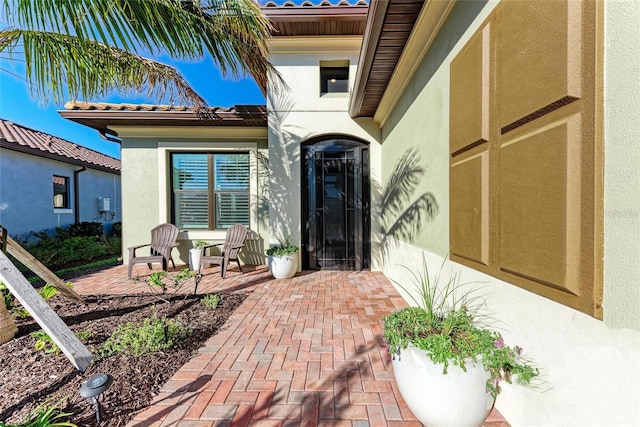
[320,66,349,95]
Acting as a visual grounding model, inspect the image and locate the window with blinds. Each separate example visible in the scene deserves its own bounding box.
[171,153,250,230]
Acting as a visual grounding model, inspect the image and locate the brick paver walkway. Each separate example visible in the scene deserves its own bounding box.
[71,263,508,427]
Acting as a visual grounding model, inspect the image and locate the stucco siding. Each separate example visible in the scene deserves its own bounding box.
[120,138,161,263]
[603,0,640,329]
[379,0,640,425]
[119,135,269,266]
[267,106,382,270]
[267,41,383,270]
[0,148,121,237]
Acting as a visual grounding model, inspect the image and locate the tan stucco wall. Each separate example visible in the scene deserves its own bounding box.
[380,0,640,425]
[267,41,382,270]
[117,128,268,266]
[120,138,162,264]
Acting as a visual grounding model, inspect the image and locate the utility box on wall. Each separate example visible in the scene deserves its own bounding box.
[97,197,110,213]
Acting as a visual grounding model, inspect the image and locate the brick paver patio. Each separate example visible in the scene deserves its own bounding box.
[71,263,508,427]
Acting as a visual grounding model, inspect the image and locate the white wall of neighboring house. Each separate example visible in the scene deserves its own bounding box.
[380,1,640,425]
[0,148,121,238]
[267,36,382,270]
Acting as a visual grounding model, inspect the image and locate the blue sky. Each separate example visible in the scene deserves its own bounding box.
[0,56,265,160]
[0,0,344,159]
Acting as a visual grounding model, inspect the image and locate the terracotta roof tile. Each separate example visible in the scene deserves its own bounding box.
[0,118,120,172]
[64,101,196,112]
[263,0,367,8]
[262,0,369,8]
[60,101,268,130]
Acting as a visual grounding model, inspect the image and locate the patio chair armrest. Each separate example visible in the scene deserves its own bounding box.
[129,243,150,250]
[201,243,223,255]
[201,243,223,250]
[128,243,150,257]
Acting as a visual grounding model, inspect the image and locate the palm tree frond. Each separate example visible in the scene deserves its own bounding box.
[3,0,278,100]
[8,29,207,106]
[381,147,425,220]
[382,192,439,256]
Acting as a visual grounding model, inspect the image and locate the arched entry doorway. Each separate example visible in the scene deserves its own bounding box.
[301,136,370,270]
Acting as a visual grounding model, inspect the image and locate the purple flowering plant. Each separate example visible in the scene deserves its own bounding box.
[382,257,539,398]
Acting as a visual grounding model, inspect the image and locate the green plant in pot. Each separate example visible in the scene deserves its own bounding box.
[383,258,539,427]
[266,236,298,279]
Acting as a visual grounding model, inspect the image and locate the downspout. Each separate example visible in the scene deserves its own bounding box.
[74,167,87,224]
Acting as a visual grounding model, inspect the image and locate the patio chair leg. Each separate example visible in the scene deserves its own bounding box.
[237,260,243,273]
[128,263,133,280]
[221,260,227,279]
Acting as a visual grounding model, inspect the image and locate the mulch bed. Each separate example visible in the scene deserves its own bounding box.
[0,291,247,426]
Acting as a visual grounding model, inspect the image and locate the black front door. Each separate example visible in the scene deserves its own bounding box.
[302,138,370,270]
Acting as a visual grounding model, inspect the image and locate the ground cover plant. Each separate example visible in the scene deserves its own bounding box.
[10,222,122,284]
[0,290,247,426]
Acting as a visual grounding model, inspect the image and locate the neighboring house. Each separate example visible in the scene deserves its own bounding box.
[0,118,121,237]
[60,1,639,425]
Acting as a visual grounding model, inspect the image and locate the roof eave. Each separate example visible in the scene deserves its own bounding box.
[350,0,456,123]
[58,105,269,134]
[349,0,389,118]
[0,140,120,174]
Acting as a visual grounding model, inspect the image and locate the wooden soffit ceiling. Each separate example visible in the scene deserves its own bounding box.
[350,0,456,121]
[263,1,369,37]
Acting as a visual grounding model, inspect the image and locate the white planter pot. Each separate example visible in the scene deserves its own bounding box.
[189,248,202,271]
[392,344,495,427]
[268,252,298,279]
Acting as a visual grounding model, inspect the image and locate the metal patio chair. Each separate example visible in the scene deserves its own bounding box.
[127,223,180,279]
[199,224,248,279]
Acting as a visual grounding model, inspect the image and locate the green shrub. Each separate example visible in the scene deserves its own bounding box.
[31,331,60,355]
[56,222,103,239]
[0,282,29,318]
[100,317,192,357]
[10,224,121,277]
[38,284,59,300]
[0,402,77,427]
[142,269,194,296]
[0,404,78,427]
[0,282,13,311]
[75,330,93,342]
[111,221,122,237]
[202,294,221,310]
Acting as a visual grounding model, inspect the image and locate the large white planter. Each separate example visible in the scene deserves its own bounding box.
[268,252,298,279]
[189,248,202,271]
[392,344,495,427]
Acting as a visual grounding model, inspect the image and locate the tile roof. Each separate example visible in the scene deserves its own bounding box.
[0,118,120,173]
[65,101,238,114]
[60,101,268,131]
[263,1,368,6]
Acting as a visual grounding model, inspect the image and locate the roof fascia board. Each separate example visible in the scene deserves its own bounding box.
[373,0,456,127]
[111,126,268,139]
[59,110,252,121]
[268,36,363,55]
[349,0,390,118]
[0,140,120,174]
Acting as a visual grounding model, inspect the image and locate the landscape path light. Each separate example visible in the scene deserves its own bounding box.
[79,372,113,422]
